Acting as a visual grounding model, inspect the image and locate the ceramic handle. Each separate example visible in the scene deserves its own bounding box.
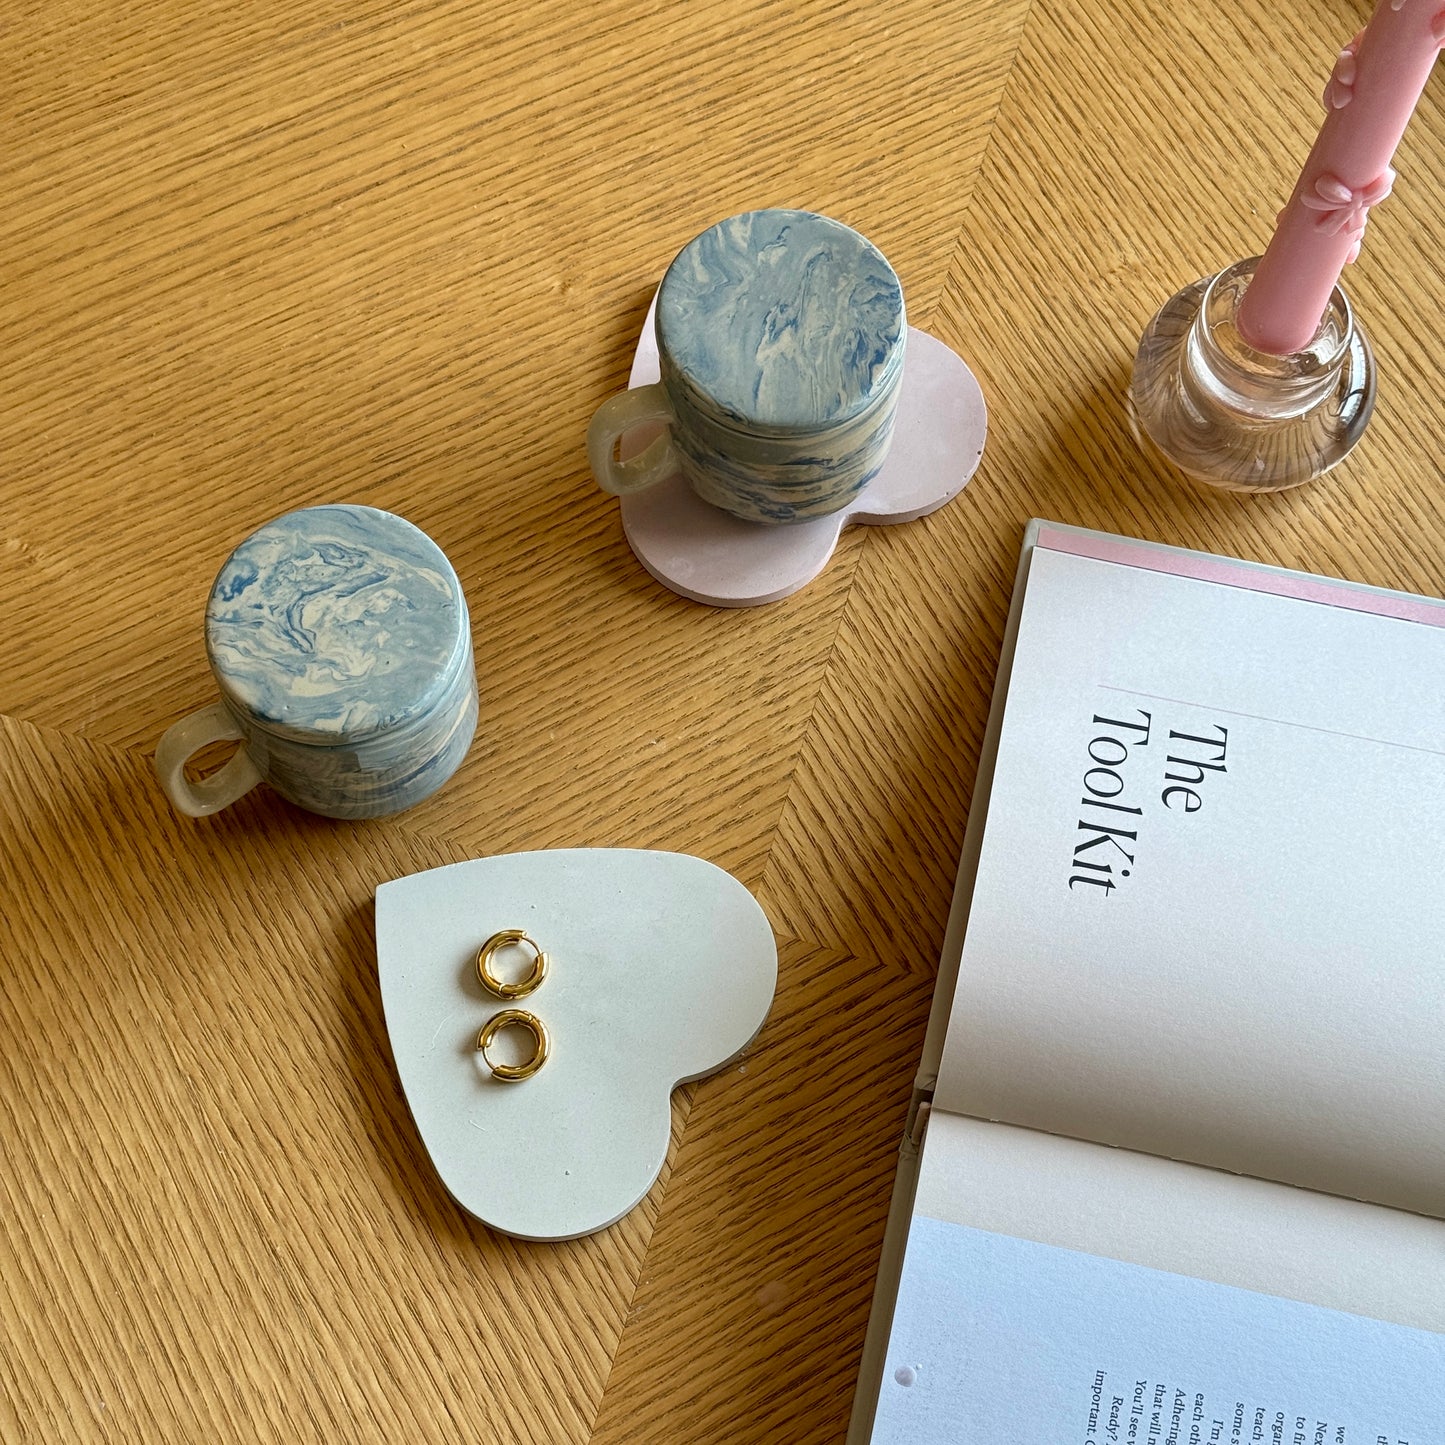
[586,383,680,495]
[154,701,264,817]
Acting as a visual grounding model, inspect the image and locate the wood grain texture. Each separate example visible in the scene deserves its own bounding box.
[589,938,935,1445]
[3,0,1442,1439]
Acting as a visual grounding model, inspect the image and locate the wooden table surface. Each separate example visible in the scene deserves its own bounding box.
[4,2,1442,1440]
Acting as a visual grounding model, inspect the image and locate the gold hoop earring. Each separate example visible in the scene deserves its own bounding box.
[476,929,549,1000]
[477,1009,550,1082]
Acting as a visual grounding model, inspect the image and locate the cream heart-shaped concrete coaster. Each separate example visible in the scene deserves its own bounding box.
[375,849,777,1240]
[615,298,988,607]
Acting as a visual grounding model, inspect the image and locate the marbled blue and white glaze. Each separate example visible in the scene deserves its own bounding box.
[205,504,476,819]
[655,209,905,523]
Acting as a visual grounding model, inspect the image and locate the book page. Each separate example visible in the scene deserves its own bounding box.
[866,1114,1445,1445]
[913,1113,1445,1332]
[873,1222,1444,1445]
[932,534,1445,1216]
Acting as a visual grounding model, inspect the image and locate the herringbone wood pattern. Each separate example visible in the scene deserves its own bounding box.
[3,2,1440,1440]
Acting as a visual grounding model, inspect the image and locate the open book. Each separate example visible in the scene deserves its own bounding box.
[848,522,1445,1444]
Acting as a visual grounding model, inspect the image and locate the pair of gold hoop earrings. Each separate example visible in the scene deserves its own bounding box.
[475,930,551,1083]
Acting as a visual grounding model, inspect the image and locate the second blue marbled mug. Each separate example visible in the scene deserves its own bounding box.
[155,504,477,820]
[587,209,906,525]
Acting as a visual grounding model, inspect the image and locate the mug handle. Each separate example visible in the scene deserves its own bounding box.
[586,383,681,495]
[155,701,264,818]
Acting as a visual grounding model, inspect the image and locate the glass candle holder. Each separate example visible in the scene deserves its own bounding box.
[1128,257,1375,492]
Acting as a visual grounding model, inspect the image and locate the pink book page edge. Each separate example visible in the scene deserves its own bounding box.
[1035,526,1445,630]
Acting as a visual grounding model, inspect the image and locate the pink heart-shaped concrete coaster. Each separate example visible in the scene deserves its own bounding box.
[616,306,987,607]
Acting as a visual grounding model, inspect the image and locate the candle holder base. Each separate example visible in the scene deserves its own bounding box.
[1128,257,1375,493]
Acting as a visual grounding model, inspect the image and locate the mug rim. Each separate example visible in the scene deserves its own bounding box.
[655,207,906,437]
[204,503,474,747]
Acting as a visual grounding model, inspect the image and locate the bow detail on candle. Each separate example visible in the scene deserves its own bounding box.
[1238,0,1444,353]
[1300,169,1395,264]
[1324,34,1365,109]
[1390,0,1445,44]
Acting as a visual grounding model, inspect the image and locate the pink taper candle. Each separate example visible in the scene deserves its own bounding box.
[1237,0,1445,355]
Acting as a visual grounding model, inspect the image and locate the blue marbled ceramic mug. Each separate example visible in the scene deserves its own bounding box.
[587,209,906,525]
[155,504,477,820]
